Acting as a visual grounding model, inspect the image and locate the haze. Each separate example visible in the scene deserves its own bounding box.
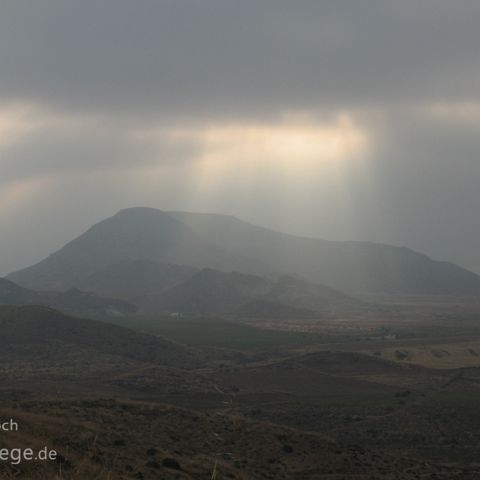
[1,0,479,276]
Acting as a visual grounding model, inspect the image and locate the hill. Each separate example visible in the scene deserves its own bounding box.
[7,208,256,291]
[76,259,197,302]
[140,268,364,316]
[152,268,271,314]
[8,207,480,295]
[0,277,42,304]
[0,277,137,317]
[3,265,365,319]
[264,274,365,314]
[0,305,199,367]
[0,398,460,480]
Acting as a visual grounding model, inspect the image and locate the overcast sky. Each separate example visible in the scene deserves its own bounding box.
[1,0,479,276]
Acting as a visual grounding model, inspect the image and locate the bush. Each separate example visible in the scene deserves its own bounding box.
[162,457,181,470]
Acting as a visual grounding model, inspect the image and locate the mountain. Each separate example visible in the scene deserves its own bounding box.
[0,277,137,317]
[8,207,480,296]
[0,305,199,367]
[169,210,480,295]
[77,259,197,302]
[7,208,257,291]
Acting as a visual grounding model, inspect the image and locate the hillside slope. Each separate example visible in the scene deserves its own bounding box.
[0,277,137,317]
[77,259,197,301]
[150,268,365,316]
[170,210,480,295]
[0,305,199,367]
[7,208,257,291]
[152,268,272,314]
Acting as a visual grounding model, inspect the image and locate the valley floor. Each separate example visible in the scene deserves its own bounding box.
[1,297,480,479]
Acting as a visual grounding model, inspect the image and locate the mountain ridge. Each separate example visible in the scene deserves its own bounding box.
[8,207,480,296]
[0,277,137,316]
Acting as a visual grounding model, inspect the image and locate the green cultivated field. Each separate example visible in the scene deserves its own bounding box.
[109,315,354,350]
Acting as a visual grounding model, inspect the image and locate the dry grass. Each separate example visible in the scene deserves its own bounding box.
[364,340,480,369]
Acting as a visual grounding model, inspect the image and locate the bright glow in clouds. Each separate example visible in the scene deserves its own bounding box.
[142,113,370,170]
[0,108,373,245]
[0,103,40,148]
[129,113,372,216]
[128,113,375,238]
[417,101,480,126]
[0,177,50,217]
[0,103,101,149]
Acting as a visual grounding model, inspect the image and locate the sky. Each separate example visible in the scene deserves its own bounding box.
[1,0,479,276]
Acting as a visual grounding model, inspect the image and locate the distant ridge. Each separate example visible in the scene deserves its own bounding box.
[8,207,480,296]
[0,277,136,317]
[72,266,363,317]
[77,259,197,302]
[169,210,480,295]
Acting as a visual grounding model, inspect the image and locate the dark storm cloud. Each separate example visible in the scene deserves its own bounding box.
[1,0,480,118]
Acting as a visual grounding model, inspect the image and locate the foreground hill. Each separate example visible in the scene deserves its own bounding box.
[0,277,137,317]
[2,398,467,480]
[8,207,480,295]
[0,305,199,368]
